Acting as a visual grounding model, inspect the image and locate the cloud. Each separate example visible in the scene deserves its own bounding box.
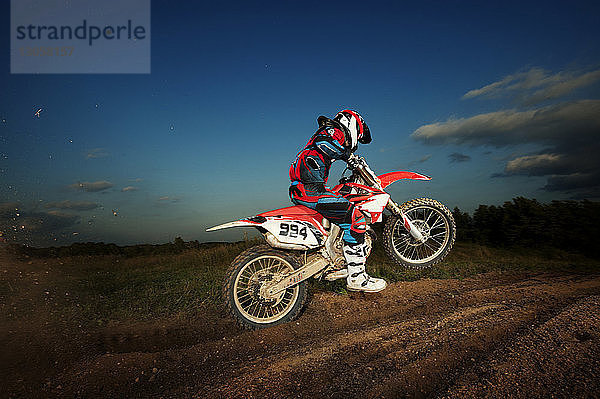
[45,200,100,211]
[462,67,600,105]
[413,63,600,198]
[527,70,600,105]
[157,196,181,203]
[69,180,114,192]
[86,148,109,159]
[544,172,600,193]
[448,153,471,163]
[0,205,80,244]
[504,153,567,176]
[121,186,138,192]
[411,100,600,147]
[413,101,600,195]
[408,154,432,166]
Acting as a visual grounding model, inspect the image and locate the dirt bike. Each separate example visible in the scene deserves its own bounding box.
[207,154,456,330]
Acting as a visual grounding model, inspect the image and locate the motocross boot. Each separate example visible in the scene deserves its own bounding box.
[343,242,387,292]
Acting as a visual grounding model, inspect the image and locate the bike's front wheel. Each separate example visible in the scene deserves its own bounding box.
[223,245,308,330]
[383,198,456,269]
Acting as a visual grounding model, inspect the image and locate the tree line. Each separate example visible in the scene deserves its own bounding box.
[3,197,599,259]
[452,197,600,258]
[3,237,232,259]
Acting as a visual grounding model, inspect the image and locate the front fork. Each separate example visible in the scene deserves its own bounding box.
[386,199,425,243]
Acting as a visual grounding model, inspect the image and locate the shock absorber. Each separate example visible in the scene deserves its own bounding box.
[386,200,425,243]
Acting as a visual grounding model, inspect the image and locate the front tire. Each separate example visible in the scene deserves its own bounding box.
[223,245,308,330]
[383,198,456,269]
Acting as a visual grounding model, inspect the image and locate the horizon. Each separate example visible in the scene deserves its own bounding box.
[4,195,597,249]
[2,1,600,246]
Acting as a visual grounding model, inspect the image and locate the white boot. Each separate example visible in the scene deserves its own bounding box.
[344,243,387,293]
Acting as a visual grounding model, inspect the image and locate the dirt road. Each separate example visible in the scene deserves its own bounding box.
[5,271,600,398]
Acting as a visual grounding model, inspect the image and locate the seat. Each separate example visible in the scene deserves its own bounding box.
[258,205,320,218]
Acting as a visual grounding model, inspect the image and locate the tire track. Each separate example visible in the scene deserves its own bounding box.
[50,273,600,398]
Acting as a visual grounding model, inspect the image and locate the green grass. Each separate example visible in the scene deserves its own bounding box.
[368,241,600,282]
[2,241,257,326]
[3,240,599,327]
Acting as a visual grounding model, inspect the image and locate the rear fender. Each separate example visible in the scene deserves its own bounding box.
[378,171,431,189]
[207,215,326,249]
[206,217,266,232]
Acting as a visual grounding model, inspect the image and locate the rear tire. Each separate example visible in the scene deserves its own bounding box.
[223,245,308,330]
[383,198,455,269]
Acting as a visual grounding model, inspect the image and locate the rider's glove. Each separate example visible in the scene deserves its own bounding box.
[346,154,359,170]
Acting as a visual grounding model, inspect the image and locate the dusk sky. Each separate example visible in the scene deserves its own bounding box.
[2,1,600,246]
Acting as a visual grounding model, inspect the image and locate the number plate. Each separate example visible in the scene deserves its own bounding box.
[262,219,322,247]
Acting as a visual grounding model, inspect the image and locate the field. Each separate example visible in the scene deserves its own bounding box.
[2,241,600,398]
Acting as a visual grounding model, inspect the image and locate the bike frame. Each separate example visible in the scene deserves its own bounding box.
[207,157,433,296]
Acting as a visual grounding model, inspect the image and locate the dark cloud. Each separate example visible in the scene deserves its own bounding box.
[462,67,600,106]
[412,68,600,197]
[418,154,432,163]
[0,204,80,244]
[69,180,114,192]
[27,211,80,233]
[448,153,471,163]
[411,100,600,147]
[45,200,100,211]
[408,154,432,166]
[544,172,600,193]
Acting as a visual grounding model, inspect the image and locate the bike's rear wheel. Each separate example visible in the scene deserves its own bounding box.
[223,245,308,330]
[383,198,455,269]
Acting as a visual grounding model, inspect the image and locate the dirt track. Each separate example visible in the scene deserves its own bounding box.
[5,271,600,398]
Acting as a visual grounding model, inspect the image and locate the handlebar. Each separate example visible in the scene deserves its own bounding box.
[346,154,382,190]
[345,154,404,217]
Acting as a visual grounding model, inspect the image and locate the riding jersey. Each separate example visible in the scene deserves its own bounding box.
[288,123,366,244]
[289,126,351,189]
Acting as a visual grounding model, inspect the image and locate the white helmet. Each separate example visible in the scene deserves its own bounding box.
[334,109,371,151]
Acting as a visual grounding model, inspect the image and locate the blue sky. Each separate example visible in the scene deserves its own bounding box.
[2,1,600,246]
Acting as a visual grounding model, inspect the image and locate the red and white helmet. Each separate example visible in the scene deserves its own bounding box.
[334,109,372,151]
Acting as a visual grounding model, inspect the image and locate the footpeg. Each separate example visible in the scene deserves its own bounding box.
[324,269,348,281]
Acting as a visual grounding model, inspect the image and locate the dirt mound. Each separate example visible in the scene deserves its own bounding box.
[17,272,596,398]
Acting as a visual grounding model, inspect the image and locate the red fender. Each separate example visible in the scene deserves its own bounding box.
[377,171,431,189]
[258,205,320,218]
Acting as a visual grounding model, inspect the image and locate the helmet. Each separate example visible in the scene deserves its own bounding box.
[333,109,371,151]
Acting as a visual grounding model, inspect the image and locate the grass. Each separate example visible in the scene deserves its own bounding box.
[2,240,599,328]
[369,241,600,282]
[1,241,257,327]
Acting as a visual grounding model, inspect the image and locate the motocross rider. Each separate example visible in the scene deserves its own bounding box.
[289,110,387,293]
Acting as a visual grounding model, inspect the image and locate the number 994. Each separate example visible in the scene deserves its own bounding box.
[279,222,308,240]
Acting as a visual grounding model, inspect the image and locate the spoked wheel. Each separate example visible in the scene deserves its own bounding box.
[224,245,308,330]
[383,198,456,269]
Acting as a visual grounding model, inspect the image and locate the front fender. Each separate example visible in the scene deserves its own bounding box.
[378,171,431,189]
